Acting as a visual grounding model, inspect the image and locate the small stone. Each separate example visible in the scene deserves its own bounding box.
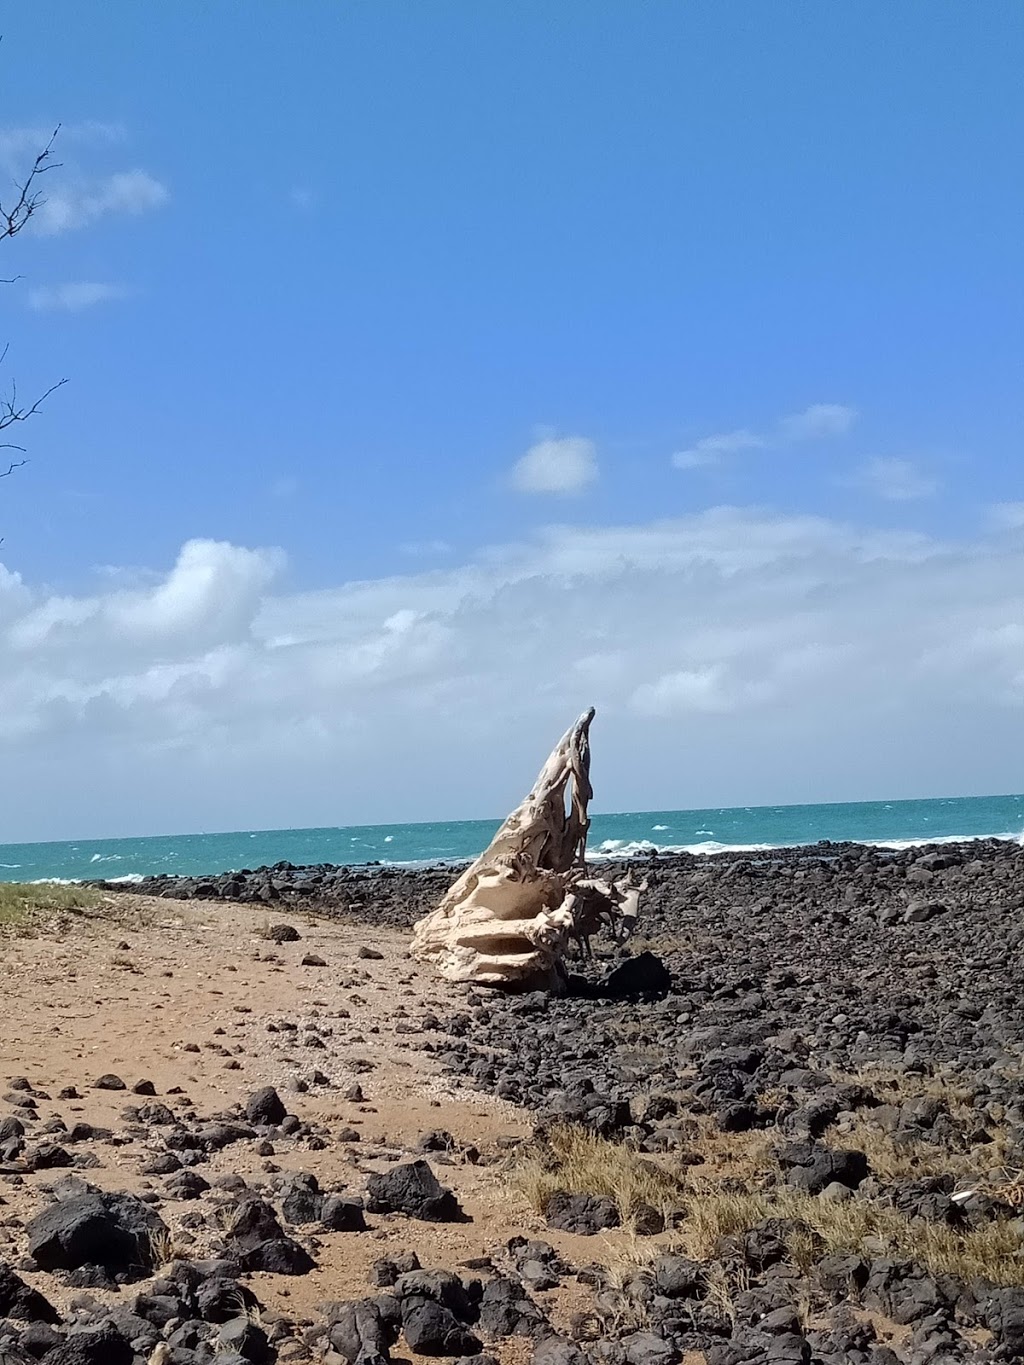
[92,1073,127,1091]
[245,1086,286,1126]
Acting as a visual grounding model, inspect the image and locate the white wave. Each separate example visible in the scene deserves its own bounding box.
[88,853,122,863]
[29,877,80,885]
[384,835,394,843]
[651,824,669,831]
[106,873,145,884]
[0,863,20,868]
[593,837,775,859]
[695,828,714,835]
[869,831,1022,851]
[593,829,1023,861]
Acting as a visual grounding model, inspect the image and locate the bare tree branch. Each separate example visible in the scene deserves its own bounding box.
[0,119,66,491]
[0,124,61,241]
[0,376,68,441]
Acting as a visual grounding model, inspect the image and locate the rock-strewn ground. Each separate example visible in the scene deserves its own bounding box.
[3,839,1022,1364]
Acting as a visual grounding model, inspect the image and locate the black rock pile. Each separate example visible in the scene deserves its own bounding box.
[417,839,1024,1363]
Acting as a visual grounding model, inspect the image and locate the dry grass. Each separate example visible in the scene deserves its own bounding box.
[0,880,100,931]
[828,1112,1011,1184]
[845,1063,979,1114]
[658,1178,1024,1287]
[818,1064,1017,1185]
[517,1122,1024,1289]
[514,1124,687,1227]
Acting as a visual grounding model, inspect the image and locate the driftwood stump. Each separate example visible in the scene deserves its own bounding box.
[411,708,643,991]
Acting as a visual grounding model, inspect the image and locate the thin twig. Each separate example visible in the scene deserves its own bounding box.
[0,125,61,240]
[0,376,68,434]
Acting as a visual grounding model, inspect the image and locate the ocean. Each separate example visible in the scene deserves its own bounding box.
[1,793,1022,885]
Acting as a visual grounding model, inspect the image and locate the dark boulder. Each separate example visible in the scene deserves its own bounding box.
[602,953,671,998]
[0,1262,59,1323]
[225,1198,315,1275]
[366,1160,467,1222]
[402,1296,482,1356]
[985,1287,1024,1357]
[38,1322,134,1364]
[216,1315,273,1362]
[778,1141,868,1194]
[26,1189,168,1278]
[327,1297,401,1364]
[92,1074,126,1091]
[476,1276,549,1339]
[543,1190,620,1236]
[196,1276,260,1323]
[653,1255,704,1299]
[394,1270,475,1322]
[243,1086,286,1126]
[278,1172,323,1225]
[620,1331,679,1365]
[321,1195,367,1232]
[531,1336,591,1365]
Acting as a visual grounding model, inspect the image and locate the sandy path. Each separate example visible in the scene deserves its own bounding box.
[0,894,604,1334]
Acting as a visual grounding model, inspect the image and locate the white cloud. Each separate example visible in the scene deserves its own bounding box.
[990,502,1024,530]
[672,429,764,470]
[673,404,856,471]
[28,282,129,312]
[511,435,597,494]
[631,666,733,715]
[778,403,858,441]
[851,457,939,502]
[401,539,453,557]
[35,170,169,235]
[8,539,282,654]
[0,124,168,235]
[2,510,1023,840]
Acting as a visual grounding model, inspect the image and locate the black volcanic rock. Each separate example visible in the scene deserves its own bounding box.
[0,1262,59,1322]
[366,1160,467,1223]
[26,1187,168,1278]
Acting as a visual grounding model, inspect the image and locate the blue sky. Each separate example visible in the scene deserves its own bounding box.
[0,2,1022,840]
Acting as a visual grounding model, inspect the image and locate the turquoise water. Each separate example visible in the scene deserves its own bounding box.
[1,793,1022,884]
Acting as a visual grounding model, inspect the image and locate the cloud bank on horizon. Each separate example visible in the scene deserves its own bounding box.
[2,504,1023,842]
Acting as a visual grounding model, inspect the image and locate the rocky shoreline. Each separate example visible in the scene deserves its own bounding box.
[6,837,1021,1363]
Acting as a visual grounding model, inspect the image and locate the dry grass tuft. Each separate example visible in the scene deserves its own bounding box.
[0,881,100,932]
[513,1124,687,1227]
